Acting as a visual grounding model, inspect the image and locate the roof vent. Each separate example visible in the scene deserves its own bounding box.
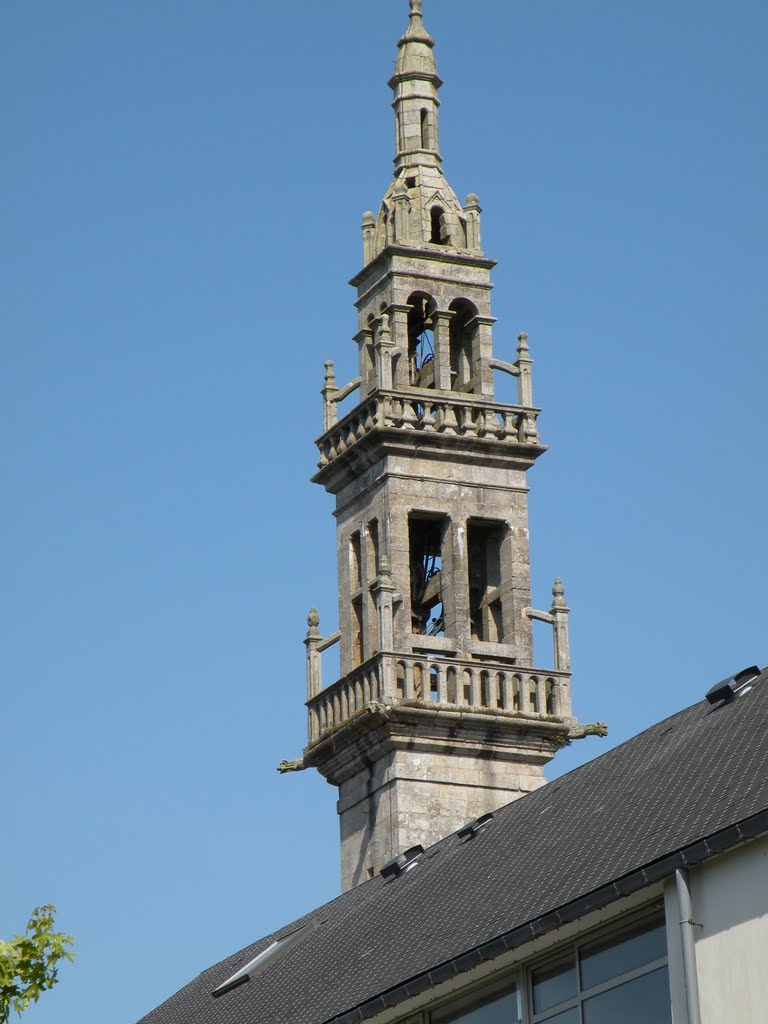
[705,665,761,706]
[457,812,494,840]
[379,844,424,879]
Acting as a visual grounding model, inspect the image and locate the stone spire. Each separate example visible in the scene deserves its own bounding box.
[390,0,442,170]
[371,0,482,257]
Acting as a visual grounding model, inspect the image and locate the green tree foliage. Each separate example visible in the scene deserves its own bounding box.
[0,906,75,1021]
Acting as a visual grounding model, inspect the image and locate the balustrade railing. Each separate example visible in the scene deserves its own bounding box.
[305,651,571,745]
[316,390,540,470]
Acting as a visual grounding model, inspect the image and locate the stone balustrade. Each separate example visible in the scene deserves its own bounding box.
[316,389,540,470]
[305,651,572,745]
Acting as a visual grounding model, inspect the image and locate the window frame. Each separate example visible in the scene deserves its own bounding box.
[525,907,669,1022]
[426,906,669,1024]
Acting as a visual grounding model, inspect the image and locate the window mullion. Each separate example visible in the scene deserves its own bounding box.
[577,955,669,1002]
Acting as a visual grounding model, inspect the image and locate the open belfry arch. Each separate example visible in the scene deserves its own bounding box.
[281,0,606,892]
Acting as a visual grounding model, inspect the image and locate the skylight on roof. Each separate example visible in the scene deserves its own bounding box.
[212,919,320,997]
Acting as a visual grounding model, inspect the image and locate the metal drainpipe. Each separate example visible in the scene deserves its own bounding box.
[675,867,702,1024]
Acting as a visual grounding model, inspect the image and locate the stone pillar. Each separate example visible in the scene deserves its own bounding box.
[375,313,395,390]
[387,510,411,649]
[550,578,571,673]
[432,309,455,391]
[362,211,376,265]
[355,326,375,398]
[305,608,323,702]
[392,182,411,244]
[516,332,538,443]
[475,316,498,398]
[464,193,482,252]
[516,332,533,407]
[322,360,338,431]
[499,509,533,663]
[443,519,470,641]
[389,304,412,389]
[372,555,397,653]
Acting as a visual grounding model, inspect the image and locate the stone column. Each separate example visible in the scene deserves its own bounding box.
[305,608,323,703]
[443,519,470,642]
[374,313,395,390]
[516,332,533,407]
[392,182,411,244]
[473,316,497,397]
[463,193,483,252]
[500,508,533,663]
[372,555,397,653]
[516,332,538,443]
[355,326,375,398]
[361,211,376,265]
[550,578,571,673]
[389,304,412,389]
[432,309,455,391]
[373,555,398,702]
[322,360,338,431]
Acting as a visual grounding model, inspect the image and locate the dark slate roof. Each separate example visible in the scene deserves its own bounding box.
[138,668,768,1024]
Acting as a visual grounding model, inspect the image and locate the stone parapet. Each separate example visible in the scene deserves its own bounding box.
[314,388,544,492]
[304,650,573,748]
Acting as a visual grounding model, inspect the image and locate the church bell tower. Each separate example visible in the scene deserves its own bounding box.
[282,0,604,892]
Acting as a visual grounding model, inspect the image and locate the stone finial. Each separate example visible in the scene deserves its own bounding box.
[362,211,376,227]
[379,553,392,577]
[398,0,434,50]
[465,193,481,210]
[306,607,321,638]
[323,360,337,387]
[517,331,530,355]
[378,312,392,342]
[548,577,569,606]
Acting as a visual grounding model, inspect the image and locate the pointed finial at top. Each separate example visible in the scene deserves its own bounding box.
[551,578,568,610]
[306,607,321,640]
[400,0,434,46]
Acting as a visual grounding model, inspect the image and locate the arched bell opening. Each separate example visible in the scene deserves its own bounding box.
[448,298,479,393]
[407,291,437,388]
[430,205,447,245]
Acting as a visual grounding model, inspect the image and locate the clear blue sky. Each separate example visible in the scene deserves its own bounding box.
[2,2,766,1022]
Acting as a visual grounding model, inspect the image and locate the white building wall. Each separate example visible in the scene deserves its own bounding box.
[692,838,768,1023]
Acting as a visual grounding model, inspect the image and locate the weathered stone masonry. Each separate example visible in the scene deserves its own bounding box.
[281,0,605,893]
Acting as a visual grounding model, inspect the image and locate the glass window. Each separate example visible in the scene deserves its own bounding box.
[582,966,672,1024]
[580,916,667,991]
[531,956,576,1014]
[429,910,670,1024]
[540,1009,579,1024]
[433,984,520,1024]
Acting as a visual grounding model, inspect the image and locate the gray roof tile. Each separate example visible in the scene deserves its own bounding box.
[138,669,768,1024]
